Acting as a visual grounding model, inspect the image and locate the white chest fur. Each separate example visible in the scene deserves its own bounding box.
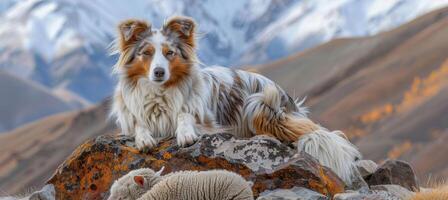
[121,81,181,138]
[120,76,209,139]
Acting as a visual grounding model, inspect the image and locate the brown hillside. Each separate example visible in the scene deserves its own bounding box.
[257,7,448,181]
[0,101,116,194]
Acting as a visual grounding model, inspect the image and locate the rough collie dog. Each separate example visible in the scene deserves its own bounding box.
[110,16,361,185]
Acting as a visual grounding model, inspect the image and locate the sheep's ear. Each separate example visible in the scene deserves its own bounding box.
[133,176,145,187]
[163,16,196,47]
[118,19,151,49]
[155,166,165,176]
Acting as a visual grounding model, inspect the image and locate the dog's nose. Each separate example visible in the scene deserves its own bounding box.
[153,67,165,78]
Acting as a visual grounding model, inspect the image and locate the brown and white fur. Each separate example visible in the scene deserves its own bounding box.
[110,16,361,185]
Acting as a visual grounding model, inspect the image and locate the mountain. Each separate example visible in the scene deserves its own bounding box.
[0,100,116,194]
[0,0,17,13]
[0,0,447,102]
[0,70,86,132]
[257,6,448,181]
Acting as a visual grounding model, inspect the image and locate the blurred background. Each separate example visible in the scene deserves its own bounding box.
[1,0,448,195]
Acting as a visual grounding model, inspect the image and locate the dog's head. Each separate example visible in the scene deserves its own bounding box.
[114,16,197,87]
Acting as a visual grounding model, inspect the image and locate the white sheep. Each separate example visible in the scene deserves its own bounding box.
[108,168,164,200]
[108,168,254,200]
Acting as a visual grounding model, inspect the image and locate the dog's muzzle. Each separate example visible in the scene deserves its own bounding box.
[152,67,165,82]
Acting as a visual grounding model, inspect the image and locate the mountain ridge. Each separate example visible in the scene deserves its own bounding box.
[0,70,86,132]
[1,0,447,102]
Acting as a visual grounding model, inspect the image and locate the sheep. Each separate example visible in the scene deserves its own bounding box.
[108,168,164,200]
[139,170,254,200]
[108,168,254,200]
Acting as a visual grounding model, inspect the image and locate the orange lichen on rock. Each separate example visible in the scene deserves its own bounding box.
[162,152,172,159]
[48,136,150,200]
[47,134,345,199]
[318,166,345,195]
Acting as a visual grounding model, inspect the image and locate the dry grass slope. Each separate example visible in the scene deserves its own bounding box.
[412,185,448,200]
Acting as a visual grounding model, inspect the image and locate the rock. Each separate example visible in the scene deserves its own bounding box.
[257,187,329,200]
[367,190,402,200]
[47,133,345,199]
[0,184,56,200]
[28,184,56,200]
[356,160,378,178]
[347,166,369,191]
[370,184,415,200]
[334,189,401,200]
[365,160,419,192]
[334,192,370,200]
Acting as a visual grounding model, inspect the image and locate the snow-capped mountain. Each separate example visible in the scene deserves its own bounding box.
[0,0,447,102]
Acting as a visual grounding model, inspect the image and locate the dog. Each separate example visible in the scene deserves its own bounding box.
[110,16,361,185]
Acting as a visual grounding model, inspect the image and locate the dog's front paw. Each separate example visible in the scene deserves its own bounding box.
[176,125,199,147]
[135,128,158,151]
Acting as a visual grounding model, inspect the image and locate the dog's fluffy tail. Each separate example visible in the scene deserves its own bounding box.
[244,85,361,185]
[244,85,319,142]
[297,129,361,185]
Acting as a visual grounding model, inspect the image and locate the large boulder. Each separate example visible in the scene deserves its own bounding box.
[365,160,419,192]
[47,133,345,199]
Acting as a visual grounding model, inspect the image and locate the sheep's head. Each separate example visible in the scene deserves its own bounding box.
[108,167,164,200]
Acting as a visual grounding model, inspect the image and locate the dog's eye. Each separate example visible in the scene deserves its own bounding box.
[166,50,174,56]
[143,50,152,56]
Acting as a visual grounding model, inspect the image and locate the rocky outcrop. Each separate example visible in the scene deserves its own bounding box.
[17,131,423,200]
[47,133,345,199]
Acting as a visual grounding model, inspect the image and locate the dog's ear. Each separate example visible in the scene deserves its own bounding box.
[118,19,151,50]
[163,16,196,48]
